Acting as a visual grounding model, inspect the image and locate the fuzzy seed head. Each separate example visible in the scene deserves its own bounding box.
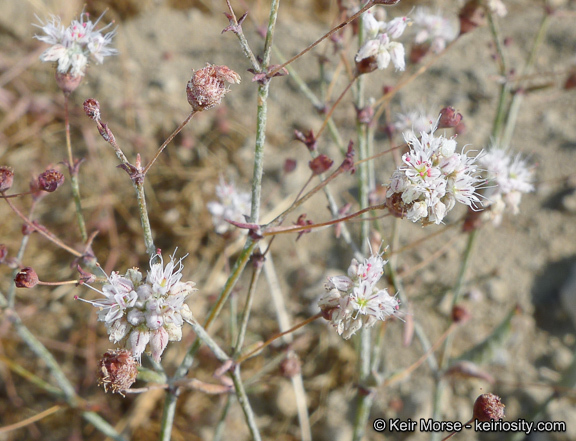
[473,393,505,422]
[186,64,240,111]
[0,166,14,192]
[15,267,39,288]
[97,349,138,396]
[38,169,64,192]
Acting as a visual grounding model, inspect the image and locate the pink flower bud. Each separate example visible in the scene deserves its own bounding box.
[0,166,14,192]
[37,169,64,192]
[14,267,39,288]
[186,64,241,111]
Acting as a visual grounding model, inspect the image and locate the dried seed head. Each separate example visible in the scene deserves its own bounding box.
[186,64,241,111]
[473,393,505,422]
[83,98,101,121]
[459,0,487,35]
[0,166,14,192]
[37,169,64,192]
[309,154,334,175]
[438,106,463,128]
[451,304,471,324]
[14,267,39,288]
[55,71,83,96]
[97,349,138,396]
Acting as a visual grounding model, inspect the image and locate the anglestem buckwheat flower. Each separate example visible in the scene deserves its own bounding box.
[386,118,484,225]
[393,107,435,138]
[207,177,251,234]
[80,251,197,363]
[34,12,117,79]
[355,11,408,74]
[479,147,534,225]
[318,250,399,339]
[412,7,459,54]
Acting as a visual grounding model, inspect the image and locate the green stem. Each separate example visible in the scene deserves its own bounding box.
[231,366,262,441]
[233,265,262,357]
[64,94,88,242]
[134,180,155,256]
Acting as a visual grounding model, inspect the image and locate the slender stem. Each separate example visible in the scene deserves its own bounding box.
[143,111,195,175]
[267,1,376,77]
[262,0,281,67]
[236,313,322,364]
[250,83,269,223]
[264,202,387,237]
[230,366,262,441]
[64,94,88,242]
[488,12,510,142]
[6,309,76,401]
[183,317,230,363]
[233,265,262,356]
[316,76,357,138]
[501,13,551,149]
[224,0,261,72]
[2,194,82,257]
[134,180,155,256]
[213,394,233,441]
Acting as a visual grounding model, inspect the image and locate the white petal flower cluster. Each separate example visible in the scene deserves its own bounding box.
[34,12,117,77]
[479,148,534,225]
[355,11,408,72]
[386,121,483,225]
[394,107,435,138]
[83,252,196,362]
[412,7,458,54]
[207,178,251,234]
[318,252,399,339]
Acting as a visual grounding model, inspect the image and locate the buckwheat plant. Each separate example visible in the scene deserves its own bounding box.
[1,1,575,441]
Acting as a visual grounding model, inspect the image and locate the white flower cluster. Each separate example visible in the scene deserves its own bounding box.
[34,12,117,77]
[355,11,408,71]
[479,148,534,225]
[412,7,458,54]
[207,178,251,234]
[386,121,483,225]
[83,252,196,362]
[394,107,435,138]
[318,252,399,339]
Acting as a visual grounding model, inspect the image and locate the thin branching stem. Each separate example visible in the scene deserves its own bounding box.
[64,93,88,242]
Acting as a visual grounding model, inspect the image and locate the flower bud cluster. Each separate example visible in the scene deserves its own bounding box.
[386,121,483,225]
[479,148,534,225]
[83,252,197,362]
[207,177,251,234]
[355,11,409,73]
[34,12,117,78]
[318,251,399,339]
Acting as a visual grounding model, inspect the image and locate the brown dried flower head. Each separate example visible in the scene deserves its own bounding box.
[0,166,14,192]
[83,98,101,121]
[186,64,241,111]
[14,267,39,288]
[473,393,505,422]
[97,349,138,396]
[37,169,64,192]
